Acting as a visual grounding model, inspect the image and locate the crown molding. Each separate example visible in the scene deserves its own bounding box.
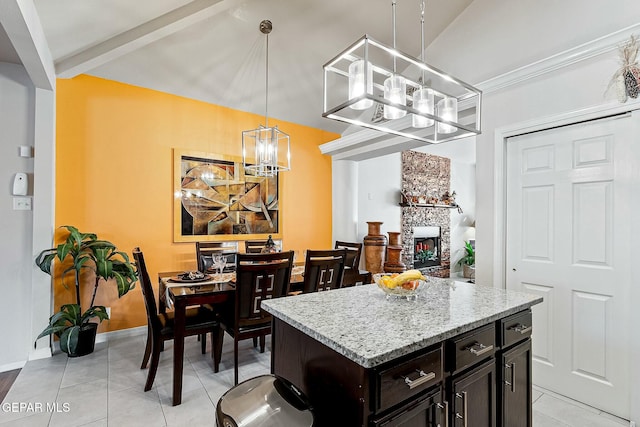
[321,23,640,159]
[476,23,640,94]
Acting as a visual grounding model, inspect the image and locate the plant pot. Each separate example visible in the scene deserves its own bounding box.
[463,264,475,279]
[69,322,98,357]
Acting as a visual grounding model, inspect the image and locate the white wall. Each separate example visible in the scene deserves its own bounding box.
[423,0,640,422]
[0,62,35,370]
[348,139,476,274]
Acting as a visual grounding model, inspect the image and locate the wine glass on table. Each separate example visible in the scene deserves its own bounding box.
[212,255,227,279]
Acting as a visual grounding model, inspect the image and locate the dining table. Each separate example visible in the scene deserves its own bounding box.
[158,265,305,405]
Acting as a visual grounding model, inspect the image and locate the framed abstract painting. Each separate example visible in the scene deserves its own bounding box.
[173,149,282,242]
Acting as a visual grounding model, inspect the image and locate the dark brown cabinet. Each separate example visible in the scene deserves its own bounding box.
[372,387,447,427]
[271,309,534,427]
[448,359,496,427]
[498,339,532,427]
[496,309,533,427]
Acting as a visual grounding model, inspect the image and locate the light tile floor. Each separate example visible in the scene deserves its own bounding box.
[0,333,630,426]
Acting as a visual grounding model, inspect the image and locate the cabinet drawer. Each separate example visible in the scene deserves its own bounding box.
[376,346,443,412]
[499,310,532,348]
[447,323,495,373]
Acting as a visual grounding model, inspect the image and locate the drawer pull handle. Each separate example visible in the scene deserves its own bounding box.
[468,342,493,356]
[402,370,436,389]
[436,401,449,427]
[511,324,532,335]
[455,391,468,427]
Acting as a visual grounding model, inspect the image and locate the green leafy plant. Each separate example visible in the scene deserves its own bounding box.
[457,241,475,266]
[416,249,437,263]
[34,225,137,355]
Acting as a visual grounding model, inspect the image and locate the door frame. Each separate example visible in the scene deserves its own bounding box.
[492,100,640,424]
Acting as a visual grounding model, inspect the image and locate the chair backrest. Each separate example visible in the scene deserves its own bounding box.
[132,247,161,332]
[302,249,347,293]
[234,251,294,327]
[196,241,237,272]
[334,241,362,270]
[244,240,268,254]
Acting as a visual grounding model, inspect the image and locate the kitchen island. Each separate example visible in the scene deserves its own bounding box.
[262,278,542,427]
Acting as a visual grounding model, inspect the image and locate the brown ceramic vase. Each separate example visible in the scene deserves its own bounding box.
[363,221,387,274]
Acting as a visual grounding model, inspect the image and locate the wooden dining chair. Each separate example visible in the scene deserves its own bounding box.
[195,242,237,272]
[335,241,365,287]
[213,250,294,385]
[244,240,268,254]
[132,247,220,392]
[300,248,347,294]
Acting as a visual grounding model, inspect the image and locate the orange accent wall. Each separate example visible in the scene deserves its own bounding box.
[55,75,338,332]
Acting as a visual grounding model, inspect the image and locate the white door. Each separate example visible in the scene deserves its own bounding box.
[506,114,632,418]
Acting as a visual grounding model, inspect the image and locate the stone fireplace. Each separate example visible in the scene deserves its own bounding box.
[401,151,451,278]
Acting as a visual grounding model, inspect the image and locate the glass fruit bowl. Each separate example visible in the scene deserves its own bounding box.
[373,272,427,301]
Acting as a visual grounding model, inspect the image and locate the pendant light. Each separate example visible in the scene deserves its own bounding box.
[383,0,406,120]
[322,1,482,144]
[242,20,291,177]
[411,1,434,128]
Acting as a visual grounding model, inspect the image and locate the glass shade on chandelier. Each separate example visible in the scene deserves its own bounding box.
[437,97,458,134]
[242,125,290,177]
[412,87,434,128]
[348,60,373,110]
[383,74,407,119]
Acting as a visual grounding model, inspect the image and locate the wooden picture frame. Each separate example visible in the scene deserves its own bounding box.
[173,149,282,242]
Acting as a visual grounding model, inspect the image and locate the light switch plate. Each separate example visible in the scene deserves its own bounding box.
[13,197,32,210]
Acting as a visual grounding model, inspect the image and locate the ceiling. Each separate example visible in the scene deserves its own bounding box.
[7,0,473,136]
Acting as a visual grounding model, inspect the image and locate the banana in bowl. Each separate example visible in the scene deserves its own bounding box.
[373,270,427,301]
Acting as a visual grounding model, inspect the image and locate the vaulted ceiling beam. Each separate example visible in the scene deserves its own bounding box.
[56,0,240,78]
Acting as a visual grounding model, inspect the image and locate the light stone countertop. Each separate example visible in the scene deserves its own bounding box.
[261,278,543,368]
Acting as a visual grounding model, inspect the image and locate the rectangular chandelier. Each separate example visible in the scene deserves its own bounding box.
[322,35,482,144]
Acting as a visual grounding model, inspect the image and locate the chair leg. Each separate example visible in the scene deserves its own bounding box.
[201,333,207,354]
[259,334,266,353]
[140,324,152,369]
[252,337,258,348]
[145,336,162,392]
[213,328,224,373]
[234,338,239,386]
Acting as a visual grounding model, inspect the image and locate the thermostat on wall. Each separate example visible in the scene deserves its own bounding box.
[12,173,28,196]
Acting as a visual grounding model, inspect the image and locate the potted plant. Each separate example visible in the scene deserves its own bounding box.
[34,225,137,356]
[457,240,475,279]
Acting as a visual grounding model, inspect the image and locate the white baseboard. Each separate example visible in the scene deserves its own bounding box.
[3,326,148,370]
[0,361,27,373]
[94,325,147,344]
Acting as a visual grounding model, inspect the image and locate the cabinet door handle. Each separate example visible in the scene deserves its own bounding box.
[436,401,449,427]
[514,324,532,335]
[505,363,516,393]
[468,342,493,356]
[402,369,436,389]
[511,362,516,392]
[455,392,468,427]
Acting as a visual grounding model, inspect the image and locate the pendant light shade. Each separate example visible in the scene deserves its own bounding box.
[349,60,374,110]
[383,74,407,119]
[322,1,481,144]
[436,97,458,134]
[242,20,290,177]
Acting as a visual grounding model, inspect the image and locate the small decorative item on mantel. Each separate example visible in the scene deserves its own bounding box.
[607,34,640,102]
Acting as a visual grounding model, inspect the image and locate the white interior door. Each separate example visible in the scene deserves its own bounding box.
[506,114,632,418]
